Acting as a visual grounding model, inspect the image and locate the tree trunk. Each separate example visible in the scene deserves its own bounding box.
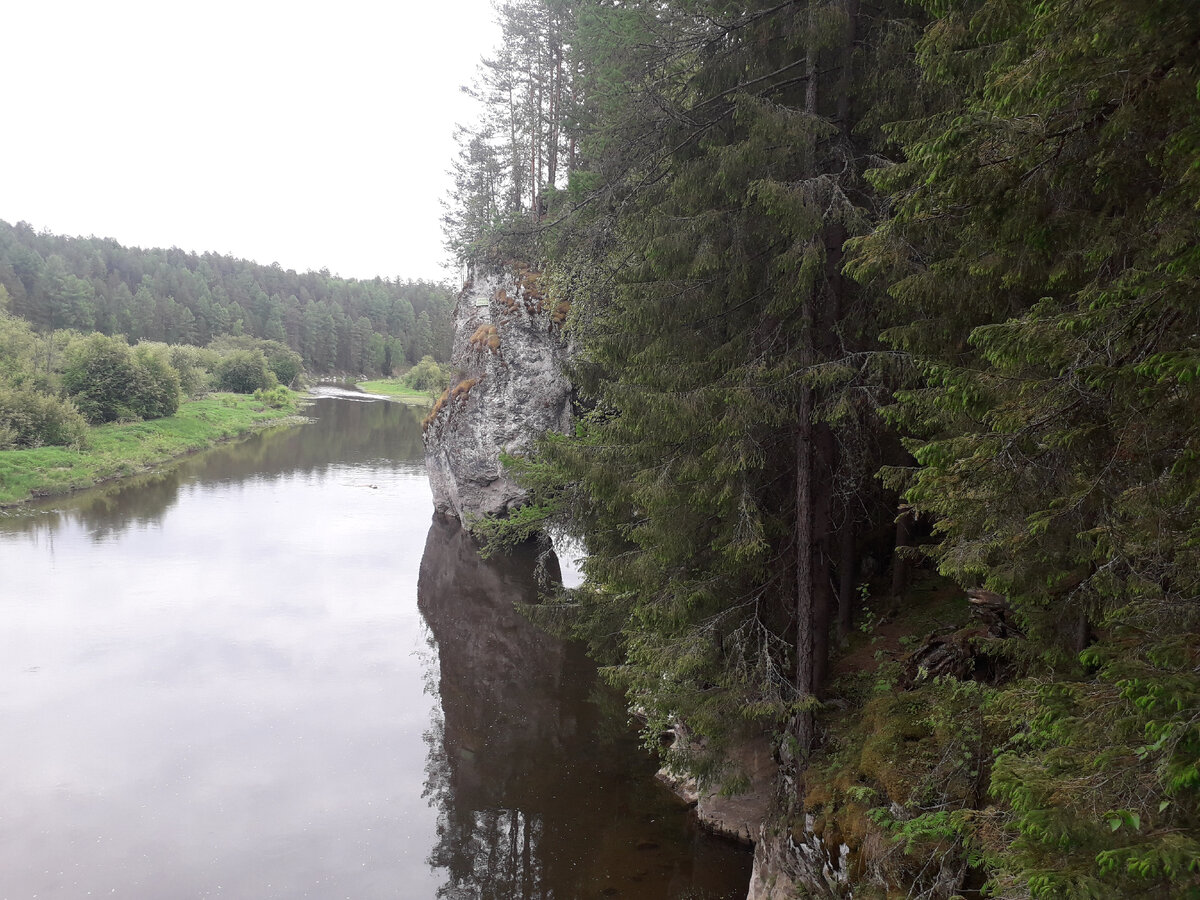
[547,37,561,189]
[794,405,815,758]
[837,517,856,644]
[812,423,836,693]
[508,85,521,210]
[836,0,859,133]
[529,64,538,222]
[890,507,913,598]
[805,3,819,116]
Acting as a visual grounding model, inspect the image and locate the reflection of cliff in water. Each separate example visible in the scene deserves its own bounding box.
[0,395,425,542]
[417,515,752,900]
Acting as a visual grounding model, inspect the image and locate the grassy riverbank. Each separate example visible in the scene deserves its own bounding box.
[356,378,435,404]
[0,392,306,507]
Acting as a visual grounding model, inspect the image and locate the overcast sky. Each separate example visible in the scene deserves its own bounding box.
[3,0,499,282]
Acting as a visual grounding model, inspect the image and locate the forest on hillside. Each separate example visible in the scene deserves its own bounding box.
[444,0,1200,896]
[0,219,455,374]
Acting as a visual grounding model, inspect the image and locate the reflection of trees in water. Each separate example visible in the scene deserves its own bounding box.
[0,397,425,543]
[418,514,562,898]
[423,706,546,900]
[417,515,753,900]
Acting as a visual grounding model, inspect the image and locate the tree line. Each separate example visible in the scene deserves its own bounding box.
[0,286,302,450]
[446,0,1200,896]
[0,219,455,375]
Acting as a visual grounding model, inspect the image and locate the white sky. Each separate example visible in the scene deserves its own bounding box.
[3,0,499,282]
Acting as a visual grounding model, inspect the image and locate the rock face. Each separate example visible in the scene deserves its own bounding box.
[657,733,776,846]
[746,818,851,900]
[423,265,572,524]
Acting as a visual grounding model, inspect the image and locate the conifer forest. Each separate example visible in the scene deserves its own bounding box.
[443,0,1200,895]
[0,219,455,377]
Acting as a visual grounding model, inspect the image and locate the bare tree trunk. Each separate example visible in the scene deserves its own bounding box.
[813,424,836,692]
[805,3,819,115]
[837,517,856,643]
[792,0,830,760]
[1071,608,1091,655]
[794,404,815,757]
[890,507,913,598]
[547,37,561,188]
[836,0,859,132]
[508,85,521,210]
[535,76,544,219]
[529,64,538,222]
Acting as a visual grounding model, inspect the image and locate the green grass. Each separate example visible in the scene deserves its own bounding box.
[0,392,306,506]
[356,378,436,404]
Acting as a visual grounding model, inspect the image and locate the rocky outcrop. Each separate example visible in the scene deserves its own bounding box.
[746,817,852,900]
[422,264,572,524]
[655,730,861,898]
[657,733,776,846]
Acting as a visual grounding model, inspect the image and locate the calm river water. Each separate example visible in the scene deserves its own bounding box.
[0,390,752,899]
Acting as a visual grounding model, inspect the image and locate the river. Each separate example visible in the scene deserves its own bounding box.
[0,389,752,899]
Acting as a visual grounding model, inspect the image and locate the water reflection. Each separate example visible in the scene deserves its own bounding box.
[0,396,445,898]
[0,394,426,543]
[417,515,752,899]
[0,395,751,898]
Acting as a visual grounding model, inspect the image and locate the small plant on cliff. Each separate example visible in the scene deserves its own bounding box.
[468,325,501,353]
[422,388,450,431]
[451,377,479,399]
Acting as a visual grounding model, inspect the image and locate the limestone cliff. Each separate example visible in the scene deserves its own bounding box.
[422,264,571,524]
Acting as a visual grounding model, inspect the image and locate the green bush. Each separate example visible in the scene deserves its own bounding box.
[132,345,181,419]
[166,343,217,397]
[62,333,182,424]
[0,386,89,449]
[215,348,275,394]
[403,355,449,393]
[264,345,302,387]
[253,385,293,409]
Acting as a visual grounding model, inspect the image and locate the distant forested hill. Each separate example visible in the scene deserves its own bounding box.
[0,219,455,374]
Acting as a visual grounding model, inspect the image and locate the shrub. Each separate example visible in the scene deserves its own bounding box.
[403,355,450,393]
[62,333,182,423]
[132,344,181,419]
[0,387,89,449]
[265,346,302,387]
[253,385,292,409]
[215,348,275,394]
[167,343,217,397]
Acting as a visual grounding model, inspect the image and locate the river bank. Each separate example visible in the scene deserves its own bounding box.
[355,378,436,404]
[0,391,307,507]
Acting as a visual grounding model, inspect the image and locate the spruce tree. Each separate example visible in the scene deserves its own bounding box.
[492,0,920,777]
[847,0,1200,893]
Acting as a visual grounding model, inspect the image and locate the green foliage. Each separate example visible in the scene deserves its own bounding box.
[0,219,456,372]
[468,0,1200,893]
[0,386,88,449]
[0,307,40,387]
[470,0,916,785]
[214,348,275,394]
[131,343,182,419]
[0,393,298,506]
[166,343,217,397]
[61,333,182,424]
[264,342,302,387]
[253,385,293,409]
[843,0,1200,894]
[402,355,450,393]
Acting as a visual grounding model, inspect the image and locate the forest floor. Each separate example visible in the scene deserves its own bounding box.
[0,392,307,507]
[355,378,436,404]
